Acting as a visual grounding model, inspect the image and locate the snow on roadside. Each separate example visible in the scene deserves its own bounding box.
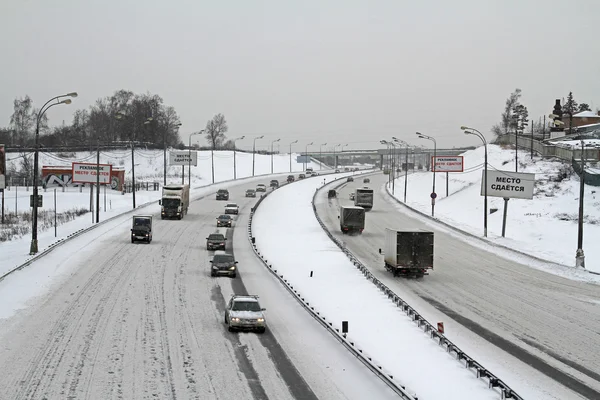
[252,175,499,400]
[389,144,600,275]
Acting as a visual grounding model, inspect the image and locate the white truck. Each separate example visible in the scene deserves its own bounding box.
[354,187,374,211]
[381,228,434,278]
[339,205,365,234]
[160,184,190,219]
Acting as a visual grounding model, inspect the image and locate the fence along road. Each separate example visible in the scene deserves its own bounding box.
[316,172,600,400]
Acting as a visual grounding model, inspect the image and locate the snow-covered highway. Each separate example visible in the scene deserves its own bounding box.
[316,172,600,399]
[0,178,397,400]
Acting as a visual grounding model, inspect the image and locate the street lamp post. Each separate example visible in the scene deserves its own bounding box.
[252,135,264,176]
[393,138,410,203]
[380,140,392,186]
[233,136,245,179]
[164,122,181,186]
[305,142,313,171]
[289,140,298,172]
[271,138,280,174]
[416,132,437,217]
[189,130,203,185]
[30,92,77,254]
[576,139,586,268]
[319,143,327,170]
[461,126,488,237]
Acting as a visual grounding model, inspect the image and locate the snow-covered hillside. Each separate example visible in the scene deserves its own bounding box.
[390,144,600,275]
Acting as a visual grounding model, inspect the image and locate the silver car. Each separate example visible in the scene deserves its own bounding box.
[224,295,266,333]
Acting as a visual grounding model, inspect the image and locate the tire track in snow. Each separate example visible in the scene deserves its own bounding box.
[11,244,134,400]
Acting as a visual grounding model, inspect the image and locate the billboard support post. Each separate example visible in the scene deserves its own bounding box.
[446,172,449,197]
[502,197,509,237]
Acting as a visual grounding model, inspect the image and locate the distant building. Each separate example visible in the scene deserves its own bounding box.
[564,110,600,130]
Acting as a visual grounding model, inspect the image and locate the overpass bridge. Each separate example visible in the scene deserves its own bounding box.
[304,146,475,169]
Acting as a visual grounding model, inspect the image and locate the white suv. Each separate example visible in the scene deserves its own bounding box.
[224,295,266,333]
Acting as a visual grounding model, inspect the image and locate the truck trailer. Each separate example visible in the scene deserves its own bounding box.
[354,187,374,211]
[160,184,190,219]
[339,205,365,234]
[382,228,433,277]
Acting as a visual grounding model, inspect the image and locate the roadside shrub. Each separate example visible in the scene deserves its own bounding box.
[0,207,89,242]
[553,164,573,182]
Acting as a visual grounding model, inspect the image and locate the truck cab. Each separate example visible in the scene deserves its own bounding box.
[131,215,152,243]
[160,184,190,219]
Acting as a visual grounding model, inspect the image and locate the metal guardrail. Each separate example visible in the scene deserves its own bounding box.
[311,175,525,400]
[247,171,417,399]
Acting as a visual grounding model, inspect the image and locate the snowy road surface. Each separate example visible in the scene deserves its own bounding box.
[317,173,600,400]
[0,179,397,400]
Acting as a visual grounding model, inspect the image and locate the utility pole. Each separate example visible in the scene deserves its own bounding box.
[530,120,534,159]
[576,139,586,268]
[96,138,100,223]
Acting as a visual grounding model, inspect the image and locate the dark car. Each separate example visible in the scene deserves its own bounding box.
[216,189,229,201]
[245,189,256,197]
[347,176,354,182]
[335,169,340,173]
[328,189,337,198]
[363,178,370,183]
[270,179,279,188]
[287,175,295,183]
[210,251,238,278]
[206,233,226,250]
[217,214,233,227]
[298,174,306,179]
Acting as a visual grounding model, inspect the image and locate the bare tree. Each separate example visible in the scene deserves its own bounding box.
[511,103,529,134]
[491,89,522,141]
[503,89,522,134]
[204,113,228,149]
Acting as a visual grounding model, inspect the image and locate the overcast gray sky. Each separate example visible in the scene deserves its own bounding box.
[1,0,599,151]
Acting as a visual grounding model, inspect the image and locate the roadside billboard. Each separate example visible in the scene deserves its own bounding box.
[169,150,197,166]
[43,166,124,190]
[72,162,113,184]
[432,156,464,172]
[0,144,5,189]
[481,170,535,200]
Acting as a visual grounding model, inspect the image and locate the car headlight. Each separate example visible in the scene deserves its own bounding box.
[231,317,240,322]
[257,318,264,322]
[229,266,236,270]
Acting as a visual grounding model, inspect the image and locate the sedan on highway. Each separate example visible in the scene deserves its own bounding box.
[256,184,267,192]
[210,251,238,278]
[225,203,239,215]
[245,189,256,197]
[224,295,266,333]
[217,214,233,227]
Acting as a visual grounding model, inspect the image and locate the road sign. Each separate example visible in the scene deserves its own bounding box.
[72,163,113,184]
[169,151,197,166]
[430,192,437,199]
[432,156,464,172]
[481,170,535,200]
[437,322,445,334]
[30,194,43,208]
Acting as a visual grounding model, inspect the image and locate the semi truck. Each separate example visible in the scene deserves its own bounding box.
[354,187,374,211]
[381,228,434,278]
[339,205,365,234]
[160,184,190,219]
